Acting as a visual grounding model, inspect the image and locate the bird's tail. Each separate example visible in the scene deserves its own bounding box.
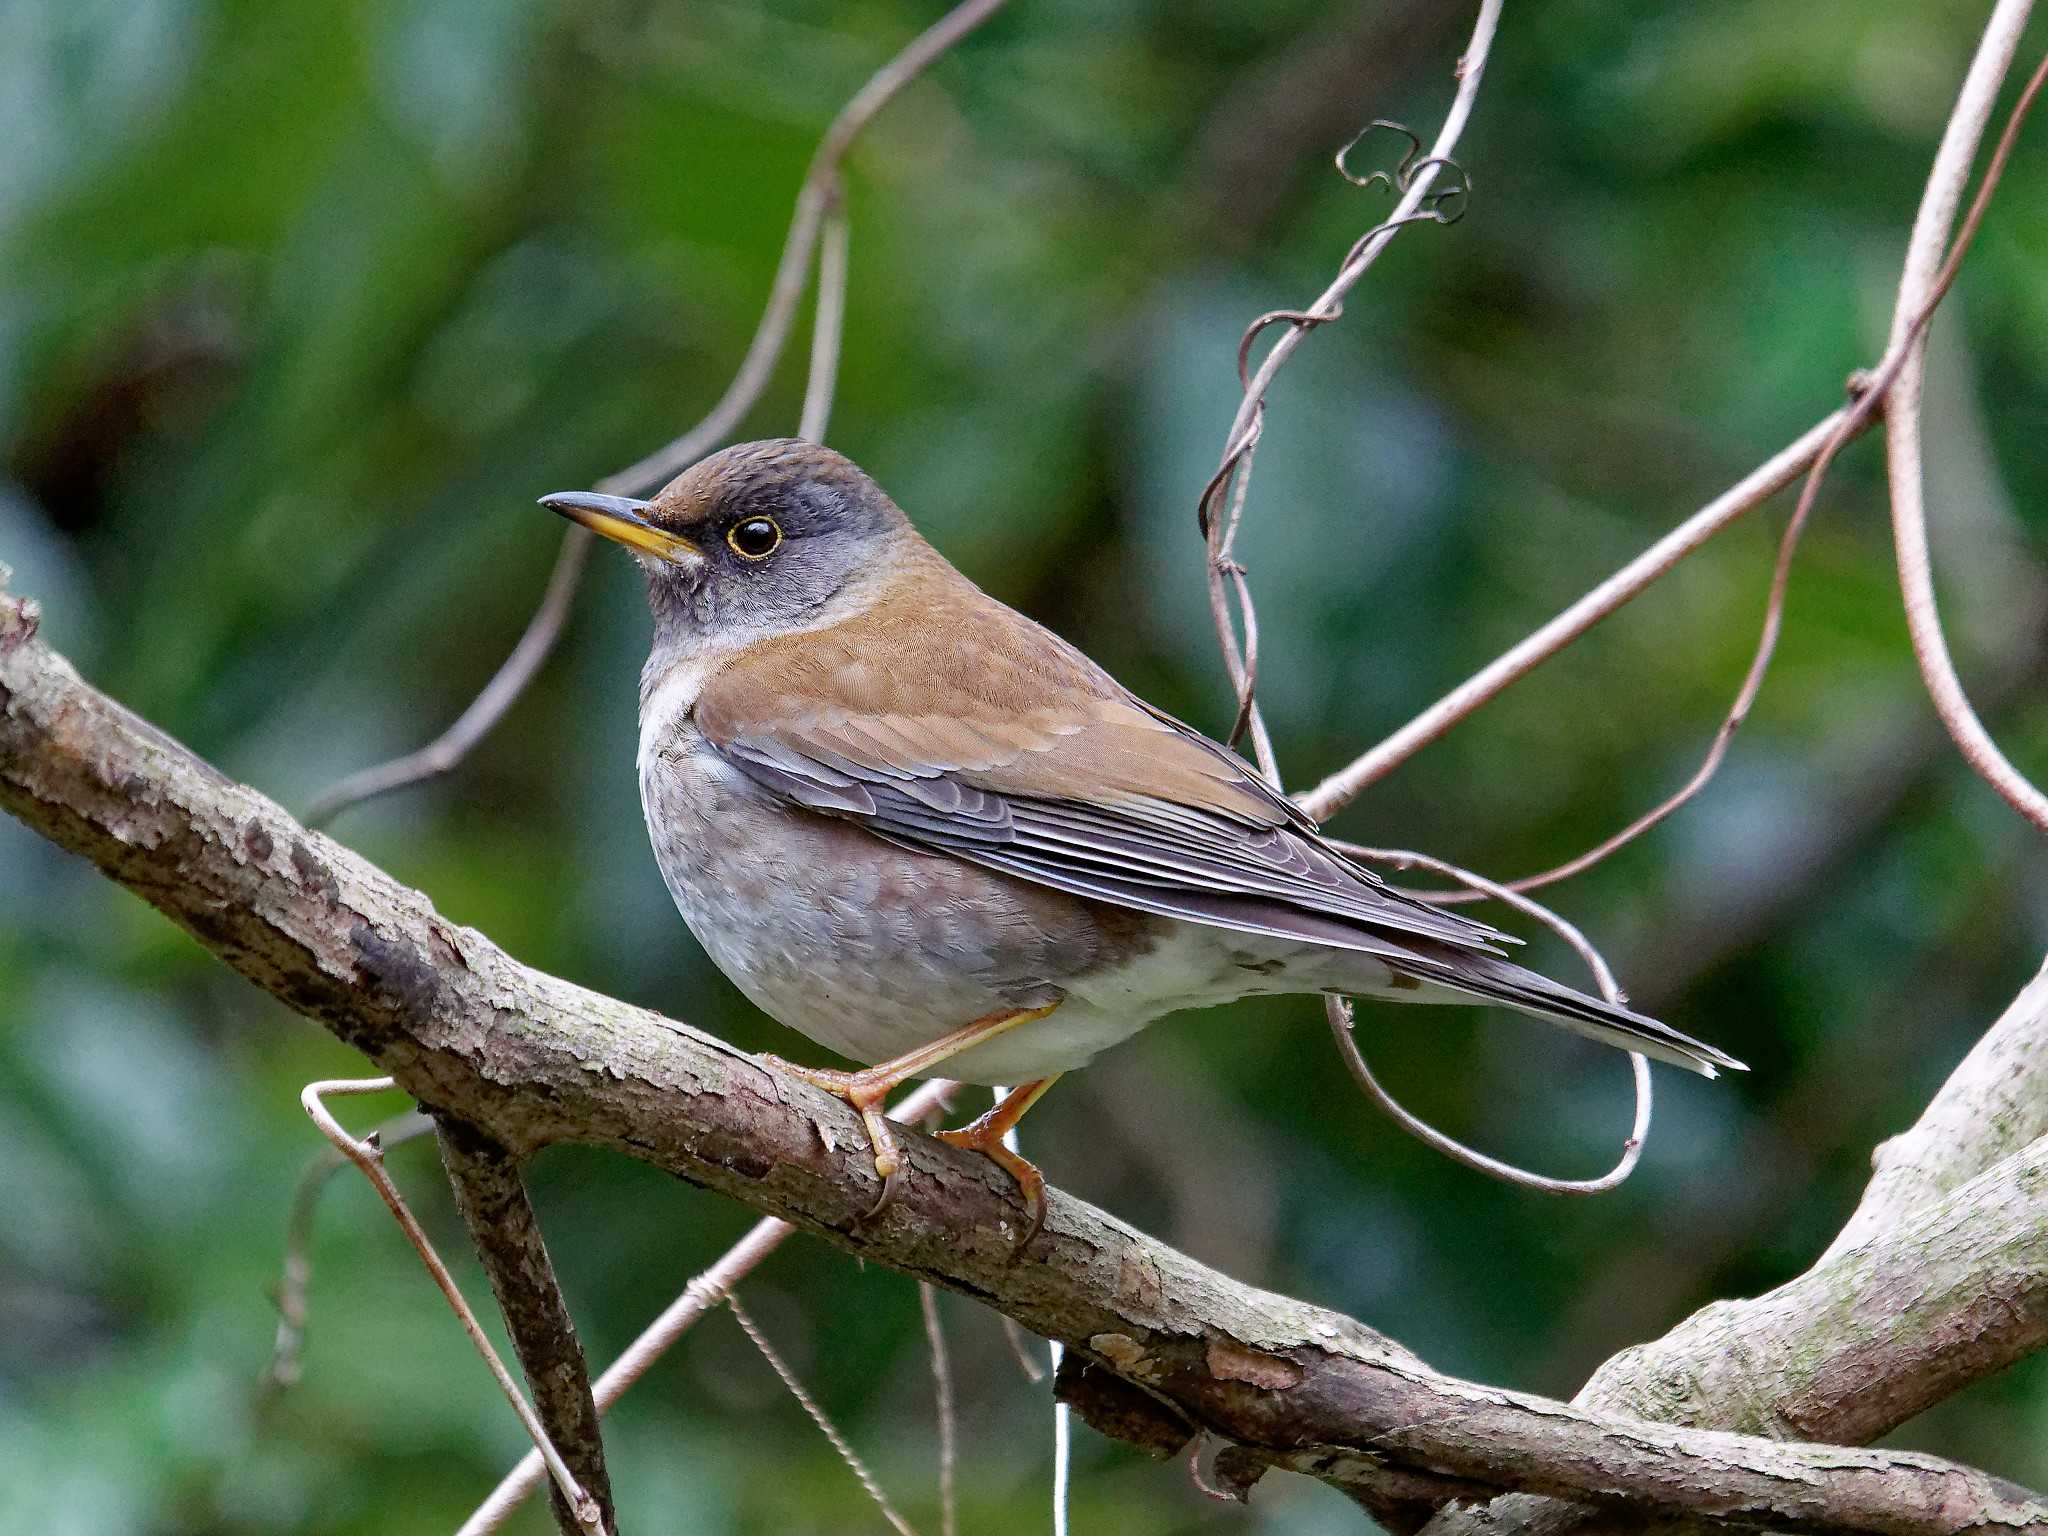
[1393,952,1744,1078]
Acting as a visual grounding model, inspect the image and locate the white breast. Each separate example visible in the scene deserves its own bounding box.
[637,651,726,790]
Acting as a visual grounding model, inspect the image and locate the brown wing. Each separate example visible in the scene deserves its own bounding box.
[691,579,1512,960]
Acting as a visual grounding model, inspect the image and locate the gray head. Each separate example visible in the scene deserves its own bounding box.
[541,439,914,644]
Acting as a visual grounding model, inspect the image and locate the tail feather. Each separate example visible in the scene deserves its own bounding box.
[1396,954,1744,1078]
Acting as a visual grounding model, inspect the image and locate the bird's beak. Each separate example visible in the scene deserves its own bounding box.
[540,491,702,568]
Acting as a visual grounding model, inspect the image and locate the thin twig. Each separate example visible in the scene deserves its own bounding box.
[918,1284,958,1536]
[1421,40,2048,900]
[1188,1434,1237,1503]
[306,0,1008,824]
[299,1078,606,1536]
[998,1316,1048,1382]
[802,197,851,444]
[1186,0,1632,1198]
[605,198,830,497]
[1308,34,2048,836]
[261,1107,433,1394]
[1324,849,1650,1194]
[1465,418,1851,899]
[1298,410,1852,819]
[458,1078,957,1536]
[302,531,591,827]
[592,0,1008,497]
[1886,12,2048,833]
[1199,0,1502,767]
[727,1293,921,1536]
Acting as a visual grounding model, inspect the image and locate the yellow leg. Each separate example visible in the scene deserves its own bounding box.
[763,1003,1059,1217]
[937,1075,1064,1247]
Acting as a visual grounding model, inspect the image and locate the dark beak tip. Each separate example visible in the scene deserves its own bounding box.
[537,489,655,518]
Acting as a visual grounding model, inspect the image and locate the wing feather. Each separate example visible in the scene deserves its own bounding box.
[692,598,1512,957]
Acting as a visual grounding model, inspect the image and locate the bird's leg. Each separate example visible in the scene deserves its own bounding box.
[762,1002,1060,1218]
[936,1075,1064,1248]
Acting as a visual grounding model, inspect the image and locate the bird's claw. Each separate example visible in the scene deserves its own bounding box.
[759,1053,905,1222]
[936,1123,1049,1254]
[861,1159,904,1222]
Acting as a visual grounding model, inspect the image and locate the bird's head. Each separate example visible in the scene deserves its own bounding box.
[541,438,914,645]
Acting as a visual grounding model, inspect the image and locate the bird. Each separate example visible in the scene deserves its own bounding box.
[543,438,1741,1242]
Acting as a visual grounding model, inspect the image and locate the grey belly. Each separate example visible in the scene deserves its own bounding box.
[639,728,1150,1080]
[638,724,1406,1083]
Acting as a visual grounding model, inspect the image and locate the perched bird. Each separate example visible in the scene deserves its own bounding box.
[544,439,1739,1239]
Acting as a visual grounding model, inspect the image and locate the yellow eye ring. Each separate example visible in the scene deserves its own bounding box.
[727,516,783,560]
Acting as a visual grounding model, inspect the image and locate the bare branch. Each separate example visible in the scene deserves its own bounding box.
[1199,0,1502,774]
[1592,1139,2048,1447]
[299,1079,606,1536]
[261,1106,431,1394]
[4,586,2044,1533]
[1823,955,2048,1262]
[1299,408,1851,820]
[598,0,1009,498]
[459,1078,956,1536]
[999,1315,1048,1382]
[801,198,852,445]
[1324,847,1649,1194]
[918,1284,958,1536]
[728,1293,921,1536]
[1465,390,1864,899]
[1885,4,2048,832]
[1179,2,1466,253]
[301,528,592,827]
[436,1117,615,1536]
[1327,994,1649,1193]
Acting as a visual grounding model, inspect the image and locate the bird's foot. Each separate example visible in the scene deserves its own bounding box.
[760,1020,1063,1229]
[936,1076,1061,1252]
[760,1055,905,1219]
[937,1121,1048,1249]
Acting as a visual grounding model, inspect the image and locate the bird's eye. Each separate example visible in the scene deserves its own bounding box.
[727,516,782,560]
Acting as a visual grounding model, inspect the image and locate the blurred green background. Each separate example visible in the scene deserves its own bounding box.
[4,1,2047,1532]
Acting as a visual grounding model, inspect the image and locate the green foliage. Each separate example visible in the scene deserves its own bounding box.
[2,1,2045,1532]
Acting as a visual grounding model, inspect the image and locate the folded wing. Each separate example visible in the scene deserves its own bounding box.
[693,597,1512,961]
[691,585,1740,1077]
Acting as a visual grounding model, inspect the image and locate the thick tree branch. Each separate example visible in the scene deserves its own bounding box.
[1417,958,2048,1536]
[1586,1135,2048,1442]
[1825,958,2048,1261]
[436,1118,613,1536]
[0,579,2042,1533]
